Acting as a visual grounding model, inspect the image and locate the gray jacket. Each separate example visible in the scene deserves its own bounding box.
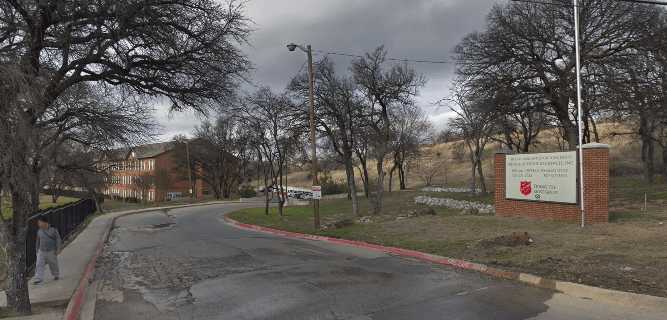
[36,227,62,252]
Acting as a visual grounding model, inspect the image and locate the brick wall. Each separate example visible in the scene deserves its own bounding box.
[494,143,609,224]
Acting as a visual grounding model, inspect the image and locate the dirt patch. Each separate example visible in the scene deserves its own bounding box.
[478,232,534,248]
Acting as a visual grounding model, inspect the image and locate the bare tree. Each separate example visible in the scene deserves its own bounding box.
[454,0,658,150]
[0,0,250,313]
[388,104,430,191]
[354,126,372,198]
[351,46,425,214]
[604,9,667,183]
[239,88,304,216]
[289,58,363,216]
[448,86,497,193]
[132,174,155,204]
[413,150,448,187]
[173,116,243,200]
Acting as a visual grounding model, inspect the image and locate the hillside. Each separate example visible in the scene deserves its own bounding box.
[278,122,651,191]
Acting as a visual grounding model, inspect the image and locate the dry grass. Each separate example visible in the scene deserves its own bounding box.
[279,122,651,194]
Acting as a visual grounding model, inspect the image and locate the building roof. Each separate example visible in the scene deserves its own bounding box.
[132,141,175,159]
[105,141,176,161]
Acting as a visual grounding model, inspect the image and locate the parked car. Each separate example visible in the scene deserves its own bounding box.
[295,192,313,200]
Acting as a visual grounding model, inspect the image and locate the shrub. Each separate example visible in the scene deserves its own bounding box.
[320,174,349,195]
[239,185,257,198]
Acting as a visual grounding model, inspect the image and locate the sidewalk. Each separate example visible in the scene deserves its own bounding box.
[0,201,235,318]
[1,210,114,309]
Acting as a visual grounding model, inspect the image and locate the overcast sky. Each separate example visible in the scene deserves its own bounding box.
[156,0,500,141]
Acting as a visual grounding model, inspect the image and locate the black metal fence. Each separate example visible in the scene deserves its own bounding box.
[26,198,97,271]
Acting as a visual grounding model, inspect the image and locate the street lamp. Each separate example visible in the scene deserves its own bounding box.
[287,43,320,229]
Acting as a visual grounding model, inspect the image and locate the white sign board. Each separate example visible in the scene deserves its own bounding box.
[506,151,577,204]
[312,185,322,200]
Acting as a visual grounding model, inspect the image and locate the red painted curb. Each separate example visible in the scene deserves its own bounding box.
[223,216,519,282]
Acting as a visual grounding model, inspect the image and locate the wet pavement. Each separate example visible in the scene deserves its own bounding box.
[94,203,665,320]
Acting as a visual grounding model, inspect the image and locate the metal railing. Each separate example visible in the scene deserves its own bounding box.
[25,198,97,271]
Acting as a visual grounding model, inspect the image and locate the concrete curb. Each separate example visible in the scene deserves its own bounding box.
[223,215,667,313]
[62,201,240,320]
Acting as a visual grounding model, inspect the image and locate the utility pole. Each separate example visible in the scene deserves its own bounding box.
[287,43,320,229]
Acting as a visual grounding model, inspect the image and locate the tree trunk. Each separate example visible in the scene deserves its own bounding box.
[278,198,284,216]
[213,185,222,200]
[398,162,407,190]
[3,190,34,315]
[343,153,359,217]
[51,189,60,204]
[662,144,667,182]
[263,173,270,215]
[92,192,105,214]
[590,116,600,143]
[358,160,370,198]
[644,140,656,184]
[370,155,385,215]
[476,157,487,193]
[469,154,477,193]
[640,114,655,184]
[553,97,578,150]
[387,163,397,193]
[4,240,31,315]
[264,189,270,215]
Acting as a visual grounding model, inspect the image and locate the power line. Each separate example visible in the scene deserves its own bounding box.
[615,0,667,5]
[511,0,667,5]
[313,49,450,64]
[510,0,575,7]
[293,60,307,78]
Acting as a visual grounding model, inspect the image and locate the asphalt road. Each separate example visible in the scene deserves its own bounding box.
[94,203,665,320]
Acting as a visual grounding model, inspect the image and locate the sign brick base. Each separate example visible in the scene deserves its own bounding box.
[494,143,609,224]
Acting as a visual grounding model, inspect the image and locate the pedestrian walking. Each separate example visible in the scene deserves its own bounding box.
[33,216,61,285]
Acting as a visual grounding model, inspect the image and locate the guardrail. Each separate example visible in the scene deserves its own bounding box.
[25,199,97,271]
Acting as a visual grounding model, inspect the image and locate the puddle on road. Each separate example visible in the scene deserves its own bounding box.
[151,222,176,229]
[123,220,177,233]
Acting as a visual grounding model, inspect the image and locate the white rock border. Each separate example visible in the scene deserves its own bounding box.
[421,187,482,193]
[414,195,495,214]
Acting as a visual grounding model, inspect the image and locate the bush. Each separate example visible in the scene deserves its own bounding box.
[239,185,257,198]
[320,174,349,195]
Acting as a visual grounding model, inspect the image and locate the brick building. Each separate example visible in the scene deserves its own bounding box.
[102,141,205,202]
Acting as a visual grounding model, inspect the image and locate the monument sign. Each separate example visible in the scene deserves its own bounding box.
[505,151,577,204]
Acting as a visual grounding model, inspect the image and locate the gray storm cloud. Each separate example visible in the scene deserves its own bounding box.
[158,0,499,140]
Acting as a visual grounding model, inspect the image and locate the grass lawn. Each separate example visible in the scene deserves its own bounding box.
[1,195,80,220]
[230,180,667,298]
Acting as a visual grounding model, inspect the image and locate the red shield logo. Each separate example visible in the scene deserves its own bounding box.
[520,181,532,196]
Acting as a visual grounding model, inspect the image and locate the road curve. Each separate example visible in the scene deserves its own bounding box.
[93,203,665,320]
